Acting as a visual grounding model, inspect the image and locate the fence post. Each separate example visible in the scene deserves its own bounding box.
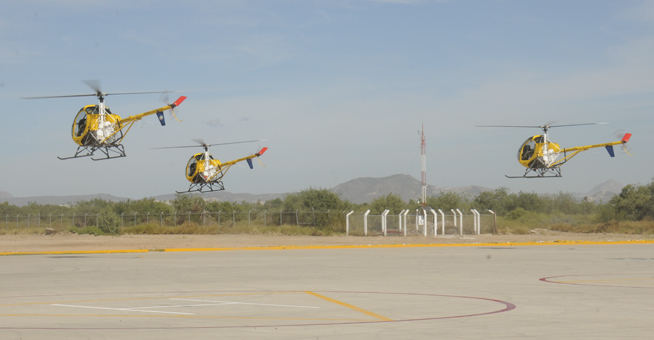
[295,209,299,226]
[217,210,221,225]
[5,214,7,231]
[146,212,150,224]
[280,210,283,226]
[72,213,75,228]
[456,209,463,235]
[17,214,19,230]
[134,212,137,226]
[346,211,354,236]
[27,214,30,228]
[382,210,389,236]
[121,213,124,228]
[403,210,409,236]
[188,211,191,224]
[471,209,479,234]
[422,209,428,236]
[264,210,267,227]
[450,209,456,234]
[232,210,236,226]
[312,207,315,227]
[96,213,99,227]
[202,211,205,226]
[430,209,438,236]
[49,213,52,228]
[84,213,87,226]
[61,214,63,228]
[160,212,163,227]
[174,212,177,227]
[38,212,40,227]
[363,210,370,236]
[438,209,445,235]
[488,210,497,234]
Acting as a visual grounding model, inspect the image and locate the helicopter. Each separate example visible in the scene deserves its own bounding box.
[477,123,632,178]
[154,139,268,193]
[23,80,186,160]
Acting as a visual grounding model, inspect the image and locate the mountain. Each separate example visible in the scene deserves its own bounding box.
[0,176,625,206]
[330,174,491,204]
[575,179,623,203]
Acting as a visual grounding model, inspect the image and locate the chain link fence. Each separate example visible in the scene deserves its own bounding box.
[2,209,496,235]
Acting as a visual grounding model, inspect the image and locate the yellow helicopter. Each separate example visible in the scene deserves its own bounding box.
[477,123,632,178]
[155,139,268,193]
[23,80,186,160]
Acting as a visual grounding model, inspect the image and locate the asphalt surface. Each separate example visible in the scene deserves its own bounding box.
[1,243,653,339]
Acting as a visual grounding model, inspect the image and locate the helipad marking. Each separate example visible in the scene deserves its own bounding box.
[52,303,193,315]
[559,277,654,284]
[171,298,320,309]
[305,291,392,321]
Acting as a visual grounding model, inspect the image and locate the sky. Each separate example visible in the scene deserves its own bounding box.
[1,0,653,200]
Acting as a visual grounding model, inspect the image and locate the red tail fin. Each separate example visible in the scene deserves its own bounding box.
[172,96,187,107]
[622,133,632,143]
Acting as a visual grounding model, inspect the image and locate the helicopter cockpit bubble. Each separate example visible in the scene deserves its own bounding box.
[518,137,536,161]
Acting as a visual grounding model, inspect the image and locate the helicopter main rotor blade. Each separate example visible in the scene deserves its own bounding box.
[152,139,266,150]
[22,94,99,99]
[475,125,543,128]
[476,122,607,128]
[546,122,607,128]
[23,91,173,99]
[83,79,102,94]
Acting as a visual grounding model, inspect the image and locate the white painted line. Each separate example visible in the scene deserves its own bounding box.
[170,298,321,309]
[51,304,194,315]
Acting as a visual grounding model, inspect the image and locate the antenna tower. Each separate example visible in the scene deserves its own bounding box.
[420,123,427,208]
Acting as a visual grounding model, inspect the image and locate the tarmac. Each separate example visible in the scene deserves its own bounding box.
[1,242,653,339]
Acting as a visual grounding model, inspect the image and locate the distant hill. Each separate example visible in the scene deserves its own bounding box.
[0,176,625,206]
[0,193,130,207]
[330,174,491,204]
[575,179,623,203]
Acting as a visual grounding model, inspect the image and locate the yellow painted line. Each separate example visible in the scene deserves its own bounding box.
[163,239,654,253]
[2,239,654,256]
[305,291,392,322]
[0,249,148,256]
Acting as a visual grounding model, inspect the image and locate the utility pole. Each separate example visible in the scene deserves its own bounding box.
[421,123,427,208]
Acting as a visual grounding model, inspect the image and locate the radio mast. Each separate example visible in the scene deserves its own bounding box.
[421,123,427,208]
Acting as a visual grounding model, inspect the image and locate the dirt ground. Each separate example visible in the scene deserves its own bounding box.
[1,229,653,253]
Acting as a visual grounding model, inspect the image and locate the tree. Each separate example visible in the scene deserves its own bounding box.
[369,193,406,214]
[97,208,120,234]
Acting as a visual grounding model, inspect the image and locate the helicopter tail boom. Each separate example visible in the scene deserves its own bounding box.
[119,96,187,125]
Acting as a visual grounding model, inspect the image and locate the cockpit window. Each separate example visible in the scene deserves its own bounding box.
[518,137,536,161]
[85,106,99,115]
[74,109,88,137]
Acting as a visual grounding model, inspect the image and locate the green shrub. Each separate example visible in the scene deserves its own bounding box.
[97,208,120,235]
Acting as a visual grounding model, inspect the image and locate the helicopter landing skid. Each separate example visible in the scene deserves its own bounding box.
[506,167,562,179]
[176,181,226,194]
[57,145,126,161]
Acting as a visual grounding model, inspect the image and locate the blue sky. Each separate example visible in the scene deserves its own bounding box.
[1,0,653,199]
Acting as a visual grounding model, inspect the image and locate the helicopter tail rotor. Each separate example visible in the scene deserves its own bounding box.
[613,131,633,156]
[160,93,186,122]
[247,147,268,169]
